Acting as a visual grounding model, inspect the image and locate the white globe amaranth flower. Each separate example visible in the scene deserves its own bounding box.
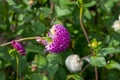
[112,15,120,31]
[65,54,83,73]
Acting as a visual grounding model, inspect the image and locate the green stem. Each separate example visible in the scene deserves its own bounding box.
[79,1,98,80]
[0,37,36,46]
[79,2,94,54]
[16,56,19,80]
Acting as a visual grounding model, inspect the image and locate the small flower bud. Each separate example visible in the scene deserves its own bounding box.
[11,40,26,56]
[36,36,48,45]
[31,64,38,72]
[65,54,83,72]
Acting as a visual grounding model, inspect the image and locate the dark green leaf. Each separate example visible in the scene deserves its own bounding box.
[26,44,43,53]
[98,48,120,57]
[46,54,62,79]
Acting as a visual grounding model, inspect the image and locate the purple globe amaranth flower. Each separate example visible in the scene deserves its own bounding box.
[11,40,26,56]
[46,24,70,53]
[36,24,70,53]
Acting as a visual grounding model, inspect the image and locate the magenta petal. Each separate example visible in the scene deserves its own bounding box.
[11,40,26,56]
[45,24,70,53]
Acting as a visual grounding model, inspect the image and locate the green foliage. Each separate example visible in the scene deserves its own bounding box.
[34,53,48,70]
[0,0,120,80]
[90,56,106,67]
[31,73,48,80]
[0,71,5,80]
[106,60,120,70]
[66,74,83,80]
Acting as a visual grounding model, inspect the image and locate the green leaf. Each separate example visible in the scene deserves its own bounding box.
[59,0,76,8]
[34,54,48,70]
[106,60,120,70]
[0,46,11,61]
[83,1,96,8]
[11,56,27,76]
[67,74,83,80]
[23,14,33,23]
[33,21,46,35]
[46,54,62,79]
[54,66,66,80]
[0,24,7,30]
[55,5,72,17]
[98,48,120,57]
[26,44,43,53]
[47,54,62,65]
[0,71,5,80]
[90,56,106,67]
[31,73,48,80]
[34,54,47,70]
[84,8,91,19]
[104,0,120,12]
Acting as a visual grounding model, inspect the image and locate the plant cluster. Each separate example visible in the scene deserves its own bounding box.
[0,0,120,80]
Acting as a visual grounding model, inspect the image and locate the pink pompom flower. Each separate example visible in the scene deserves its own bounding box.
[11,40,26,56]
[36,24,70,53]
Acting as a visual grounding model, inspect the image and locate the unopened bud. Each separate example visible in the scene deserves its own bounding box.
[65,54,83,72]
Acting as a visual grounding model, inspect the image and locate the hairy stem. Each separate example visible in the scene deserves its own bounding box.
[79,1,98,80]
[79,4,93,54]
[0,37,36,46]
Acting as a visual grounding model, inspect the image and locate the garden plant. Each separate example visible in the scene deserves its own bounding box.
[0,0,120,80]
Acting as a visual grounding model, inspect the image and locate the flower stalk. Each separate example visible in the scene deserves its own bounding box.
[79,1,98,80]
[0,37,36,47]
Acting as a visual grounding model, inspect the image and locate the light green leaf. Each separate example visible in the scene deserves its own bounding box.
[90,56,106,67]
[106,60,120,70]
[84,1,96,8]
[0,24,7,30]
[67,74,83,80]
[31,73,48,80]
[34,54,48,70]
[55,5,72,17]
[84,8,91,19]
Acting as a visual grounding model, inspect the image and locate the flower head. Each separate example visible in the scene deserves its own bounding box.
[46,24,70,53]
[11,40,26,56]
[36,24,70,53]
[65,54,83,72]
[112,15,120,31]
[37,24,70,53]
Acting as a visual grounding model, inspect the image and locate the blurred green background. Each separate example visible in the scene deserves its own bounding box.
[0,0,120,80]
